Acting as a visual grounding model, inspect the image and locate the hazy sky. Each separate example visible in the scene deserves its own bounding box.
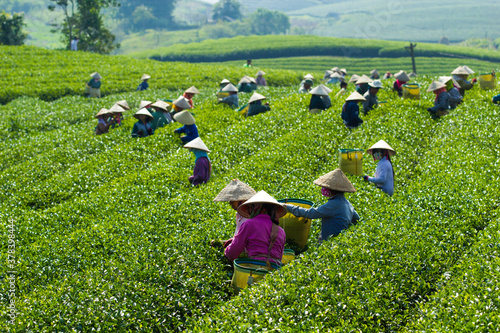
[198,0,218,3]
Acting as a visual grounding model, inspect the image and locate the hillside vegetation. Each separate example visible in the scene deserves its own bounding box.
[0,46,499,331]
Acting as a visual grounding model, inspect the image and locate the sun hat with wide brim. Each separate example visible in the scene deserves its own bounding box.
[427,81,447,92]
[222,83,238,93]
[462,65,475,74]
[109,104,126,113]
[346,91,366,102]
[213,179,257,202]
[95,108,110,118]
[395,71,410,82]
[183,137,210,152]
[438,76,460,87]
[116,100,130,110]
[348,74,360,83]
[313,169,356,193]
[185,86,200,94]
[141,74,151,81]
[303,74,314,80]
[370,69,380,76]
[139,100,152,109]
[91,72,102,80]
[133,108,153,120]
[451,66,469,75]
[309,85,331,96]
[256,70,266,76]
[173,96,191,110]
[220,79,231,84]
[368,80,383,88]
[355,75,372,85]
[151,100,170,112]
[367,140,396,156]
[236,190,288,219]
[173,110,196,125]
[248,92,267,104]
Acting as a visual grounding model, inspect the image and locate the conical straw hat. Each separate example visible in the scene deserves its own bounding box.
[91,72,102,79]
[185,86,200,94]
[451,66,469,75]
[370,69,379,76]
[183,137,210,152]
[213,179,257,202]
[395,71,410,82]
[95,108,109,118]
[303,74,314,80]
[236,190,288,219]
[238,76,252,84]
[139,100,152,109]
[309,85,330,96]
[222,83,238,92]
[368,80,383,88]
[248,92,266,104]
[330,72,342,79]
[355,75,372,84]
[340,68,347,74]
[331,66,341,73]
[116,100,130,110]
[141,74,151,80]
[462,65,475,74]
[438,76,460,87]
[313,169,356,193]
[247,76,257,84]
[409,72,418,78]
[173,110,196,125]
[109,104,126,113]
[133,108,153,119]
[256,70,266,76]
[346,91,366,102]
[427,81,446,92]
[324,70,333,77]
[348,74,360,83]
[221,79,231,84]
[367,140,396,156]
[173,96,191,110]
[151,100,169,112]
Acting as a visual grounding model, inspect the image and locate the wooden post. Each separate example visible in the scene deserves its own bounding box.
[405,43,417,74]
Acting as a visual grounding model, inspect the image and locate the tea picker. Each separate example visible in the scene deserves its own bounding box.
[341,91,366,129]
[183,86,200,109]
[363,140,395,196]
[217,83,239,109]
[451,66,476,97]
[183,137,211,186]
[426,81,450,119]
[131,108,154,138]
[363,80,382,115]
[308,85,332,113]
[136,74,150,91]
[86,72,102,98]
[173,111,199,143]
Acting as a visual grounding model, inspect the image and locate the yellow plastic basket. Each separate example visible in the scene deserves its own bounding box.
[278,199,315,249]
[479,73,496,90]
[217,92,230,99]
[231,259,280,294]
[339,149,363,176]
[282,249,296,265]
[402,83,420,100]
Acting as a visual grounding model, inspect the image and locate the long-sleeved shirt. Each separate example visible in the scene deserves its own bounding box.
[341,101,363,128]
[220,94,239,109]
[368,156,394,196]
[362,91,378,115]
[285,194,359,242]
[452,75,474,96]
[309,95,331,110]
[238,83,253,93]
[151,111,170,130]
[225,214,285,263]
[493,94,500,104]
[131,120,154,138]
[247,103,270,117]
[428,91,450,113]
[175,124,199,143]
[188,156,211,186]
[448,87,462,109]
[256,76,267,86]
[136,81,149,91]
[356,83,369,96]
[298,85,310,93]
[95,121,111,135]
[87,79,101,89]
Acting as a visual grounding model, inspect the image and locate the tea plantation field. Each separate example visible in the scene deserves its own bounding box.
[1,46,499,332]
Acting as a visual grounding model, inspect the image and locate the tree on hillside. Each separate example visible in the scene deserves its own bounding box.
[248,8,290,35]
[48,0,120,53]
[119,0,177,30]
[0,10,28,45]
[212,0,242,22]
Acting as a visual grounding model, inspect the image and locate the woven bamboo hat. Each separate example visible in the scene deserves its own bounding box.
[370,69,380,76]
[141,74,151,80]
[183,137,209,152]
[451,66,469,75]
[109,104,126,113]
[116,100,130,110]
[438,76,460,87]
[348,74,360,83]
[213,179,257,202]
[173,111,196,125]
[427,81,447,92]
[304,74,314,80]
[313,169,356,193]
[222,83,238,92]
[395,71,410,82]
[331,66,341,73]
[367,140,396,156]
[151,100,169,112]
[355,75,372,84]
[95,108,109,118]
[247,76,257,84]
[462,65,475,74]
[91,72,102,79]
[256,70,266,76]
[185,86,200,94]
[341,68,347,74]
[330,72,342,79]
[309,85,330,96]
[238,76,252,84]
[173,96,191,110]
[368,80,383,88]
[346,91,366,102]
[133,108,153,120]
[248,92,266,104]
[220,79,231,84]
[236,190,288,219]
[324,70,333,77]
[139,100,152,109]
